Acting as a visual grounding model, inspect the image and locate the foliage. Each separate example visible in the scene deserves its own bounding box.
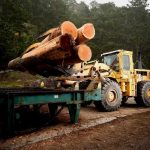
[0,0,150,69]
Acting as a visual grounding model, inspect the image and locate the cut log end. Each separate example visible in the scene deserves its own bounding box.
[76,44,92,62]
[61,21,78,40]
[82,23,95,39]
[76,23,95,44]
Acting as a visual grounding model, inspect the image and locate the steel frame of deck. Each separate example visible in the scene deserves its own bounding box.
[0,88,101,136]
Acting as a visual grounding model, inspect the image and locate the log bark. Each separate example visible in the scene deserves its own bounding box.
[51,44,92,65]
[8,34,76,70]
[8,56,42,72]
[40,35,50,45]
[23,43,41,54]
[8,57,25,70]
[76,23,95,44]
[22,34,74,60]
[8,21,94,77]
[23,36,51,55]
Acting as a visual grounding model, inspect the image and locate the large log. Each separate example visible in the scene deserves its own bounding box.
[76,23,95,44]
[9,36,91,70]
[39,21,78,40]
[31,44,92,74]
[23,36,52,55]
[8,21,94,77]
[8,57,25,71]
[42,44,92,63]
[8,34,74,70]
[8,43,92,73]
[75,44,92,62]
[8,56,42,72]
[23,43,41,54]
[23,21,78,55]
[51,44,92,65]
[22,34,74,60]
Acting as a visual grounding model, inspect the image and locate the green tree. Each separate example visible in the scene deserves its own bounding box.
[0,0,34,69]
[0,0,150,69]
[127,0,150,67]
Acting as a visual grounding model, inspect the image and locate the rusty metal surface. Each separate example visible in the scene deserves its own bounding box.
[0,87,87,95]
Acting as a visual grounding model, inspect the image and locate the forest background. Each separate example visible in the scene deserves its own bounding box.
[0,0,150,70]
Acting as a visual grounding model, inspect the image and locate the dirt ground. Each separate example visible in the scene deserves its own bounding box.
[16,111,150,150]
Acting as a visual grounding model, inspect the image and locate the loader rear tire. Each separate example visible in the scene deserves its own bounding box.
[135,81,150,107]
[94,80,122,111]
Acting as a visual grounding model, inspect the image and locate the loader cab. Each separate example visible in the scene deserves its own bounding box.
[101,50,134,74]
[102,51,119,72]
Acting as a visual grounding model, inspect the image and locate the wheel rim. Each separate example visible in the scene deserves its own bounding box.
[147,89,150,98]
[107,90,117,103]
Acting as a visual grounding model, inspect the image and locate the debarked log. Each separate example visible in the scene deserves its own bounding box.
[76,23,95,44]
[39,21,78,41]
[22,34,74,60]
[51,44,92,65]
[8,35,92,72]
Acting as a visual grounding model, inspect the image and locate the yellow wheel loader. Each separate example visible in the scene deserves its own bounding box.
[101,50,150,106]
[70,50,150,111]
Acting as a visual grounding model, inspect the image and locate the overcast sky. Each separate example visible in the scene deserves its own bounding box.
[76,0,150,7]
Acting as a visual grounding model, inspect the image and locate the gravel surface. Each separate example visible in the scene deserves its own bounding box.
[0,100,150,149]
[18,111,150,150]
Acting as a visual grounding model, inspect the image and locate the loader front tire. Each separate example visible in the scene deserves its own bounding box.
[95,80,122,111]
[135,81,150,107]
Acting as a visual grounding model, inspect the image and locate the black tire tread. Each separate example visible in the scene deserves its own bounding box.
[95,80,122,112]
[135,81,150,107]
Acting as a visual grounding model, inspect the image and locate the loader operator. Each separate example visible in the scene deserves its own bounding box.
[103,53,119,71]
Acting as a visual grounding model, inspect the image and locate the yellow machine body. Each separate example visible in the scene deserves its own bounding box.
[102,50,150,97]
[68,50,150,97]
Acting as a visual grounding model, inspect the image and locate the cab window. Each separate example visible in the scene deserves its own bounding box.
[103,53,119,71]
[103,54,117,66]
[123,55,130,70]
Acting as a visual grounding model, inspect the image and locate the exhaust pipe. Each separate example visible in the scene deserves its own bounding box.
[137,51,142,69]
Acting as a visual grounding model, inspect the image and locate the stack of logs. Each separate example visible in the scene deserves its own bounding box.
[8,21,95,76]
